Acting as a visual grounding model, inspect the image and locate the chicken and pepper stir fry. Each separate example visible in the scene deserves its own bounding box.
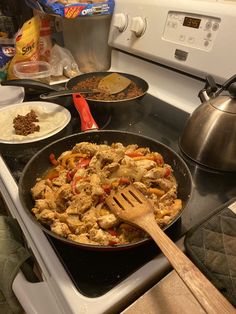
[31,142,182,246]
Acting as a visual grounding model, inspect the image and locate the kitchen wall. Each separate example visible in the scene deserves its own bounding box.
[0,0,33,37]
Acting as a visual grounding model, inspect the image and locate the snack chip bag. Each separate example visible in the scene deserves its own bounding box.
[0,40,15,81]
[7,15,40,80]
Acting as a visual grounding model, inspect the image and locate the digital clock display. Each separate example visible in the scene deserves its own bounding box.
[183,17,201,29]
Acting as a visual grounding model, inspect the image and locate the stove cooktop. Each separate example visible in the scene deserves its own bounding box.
[1,93,236,298]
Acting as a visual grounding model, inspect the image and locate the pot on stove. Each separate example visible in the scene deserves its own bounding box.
[179,75,236,172]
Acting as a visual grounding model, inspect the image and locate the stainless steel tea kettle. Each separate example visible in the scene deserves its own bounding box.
[179,75,236,171]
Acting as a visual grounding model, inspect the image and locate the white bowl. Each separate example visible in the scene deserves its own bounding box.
[0,85,24,107]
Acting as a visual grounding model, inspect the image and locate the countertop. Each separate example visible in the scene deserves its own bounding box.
[121,270,206,314]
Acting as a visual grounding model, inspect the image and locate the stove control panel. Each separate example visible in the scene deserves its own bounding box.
[163,12,220,51]
[108,0,236,82]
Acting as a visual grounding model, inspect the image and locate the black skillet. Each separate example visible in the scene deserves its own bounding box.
[41,71,149,102]
[1,71,149,102]
[18,130,193,251]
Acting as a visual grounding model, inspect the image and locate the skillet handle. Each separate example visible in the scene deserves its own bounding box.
[1,79,62,92]
[72,93,98,131]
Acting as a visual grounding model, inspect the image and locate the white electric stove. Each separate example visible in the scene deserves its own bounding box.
[1,0,236,313]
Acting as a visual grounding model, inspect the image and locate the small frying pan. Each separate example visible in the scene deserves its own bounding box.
[41,71,149,103]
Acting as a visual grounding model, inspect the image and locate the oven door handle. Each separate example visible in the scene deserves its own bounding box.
[12,270,61,314]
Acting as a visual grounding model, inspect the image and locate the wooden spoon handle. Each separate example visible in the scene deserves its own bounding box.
[137,215,235,314]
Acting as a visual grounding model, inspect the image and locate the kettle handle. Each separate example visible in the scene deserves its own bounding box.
[199,74,236,102]
[215,74,236,97]
[198,75,218,102]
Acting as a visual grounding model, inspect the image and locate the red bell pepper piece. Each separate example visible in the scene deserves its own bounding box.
[67,169,77,182]
[125,152,144,158]
[164,167,171,178]
[76,157,91,168]
[119,177,130,185]
[102,184,112,194]
[49,153,58,166]
[108,240,119,246]
[107,228,118,237]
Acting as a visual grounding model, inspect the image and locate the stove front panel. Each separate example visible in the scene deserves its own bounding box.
[109,0,236,84]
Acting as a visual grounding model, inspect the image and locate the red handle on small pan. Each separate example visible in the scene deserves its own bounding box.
[72,93,98,131]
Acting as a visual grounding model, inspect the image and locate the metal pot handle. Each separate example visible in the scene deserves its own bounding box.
[1,79,63,92]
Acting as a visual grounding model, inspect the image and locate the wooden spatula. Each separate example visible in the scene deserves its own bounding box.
[98,73,131,94]
[105,184,235,314]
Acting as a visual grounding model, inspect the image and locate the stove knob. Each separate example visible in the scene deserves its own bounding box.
[131,17,146,37]
[113,13,128,32]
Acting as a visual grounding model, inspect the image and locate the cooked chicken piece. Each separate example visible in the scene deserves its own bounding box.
[55,184,72,211]
[95,204,110,217]
[124,144,139,153]
[133,182,149,194]
[102,162,120,176]
[134,159,156,170]
[72,142,107,156]
[157,177,176,191]
[58,150,72,159]
[75,168,87,177]
[90,174,104,196]
[160,186,177,203]
[111,142,125,150]
[99,147,125,163]
[88,155,101,172]
[118,223,146,243]
[67,192,93,214]
[113,156,155,182]
[155,200,181,227]
[82,209,98,230]
[89,148,125,171]
[75,222,88,235]
[55,212,68,222]
[110,156,139,180]
[171,199,182,213]
[37,209,56,224]
[51,171,67,187]
[66,215,83,232]
[121,155,135,166]
[143,166,167,180]
[66,199,82,215]
[97,213,118,229]
[57,184,72,199]
[89,228,117,245]
[68,233,98,245]
[51,221,71,237]
[34,198,57,212]
[31,180,53,199]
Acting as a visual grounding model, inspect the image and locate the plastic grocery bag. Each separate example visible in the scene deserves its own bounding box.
[50,43,79,78]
